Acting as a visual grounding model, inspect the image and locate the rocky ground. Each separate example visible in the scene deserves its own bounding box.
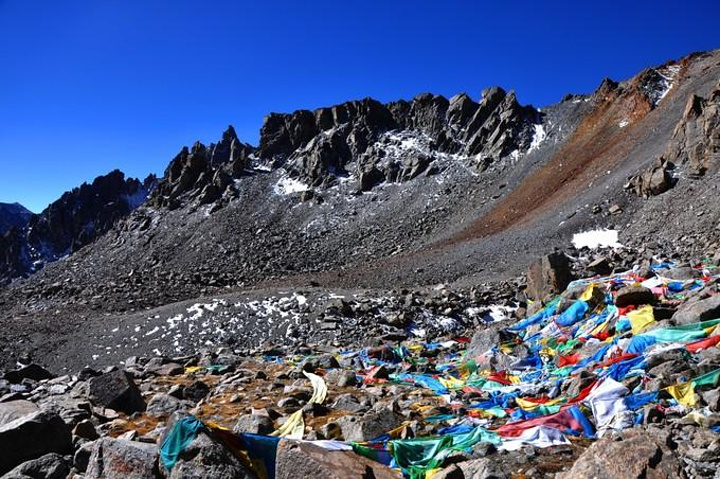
[0,248,718,478]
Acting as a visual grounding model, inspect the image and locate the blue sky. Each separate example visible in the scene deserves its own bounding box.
[1,1,719,212]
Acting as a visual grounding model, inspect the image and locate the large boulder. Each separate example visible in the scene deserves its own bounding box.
[0,410,72,475]
[146,394,191,419]
[526,252,573,301]
[614,285,656,308]
[431,457,509,479]
[0,453,69,479]
[3,364,54,384]
[672,295,720,326]
[164,431,255,479]
[558,429,684,479]
[85,438,158,479]
[0,401,38,427]
[87,370,146,414]
[275,440,400,479]
[336,405,402,441]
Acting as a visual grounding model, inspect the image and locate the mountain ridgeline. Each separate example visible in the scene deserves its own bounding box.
[0,50,718,295]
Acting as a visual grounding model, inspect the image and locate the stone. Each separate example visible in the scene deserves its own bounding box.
[614,285,656,308]
[87,370,146,414]
[526,252,573,301]
[3,365,54,384]
[85,438,158,479]
[0,453,69,479]
[163,431,255,479]
[0,400,38,427]
[146,394,190,419]
[629,158,674,198]
[558,429,684,479]
[274,439,400,479]
[332,394,368,413]
[336,406,402,441]
[0,410,72,475]
[72,419,99,440]
[183,380,210,403]
[73,440,95,472]
[672,295,720,326]
[431,457,508,479]
[588,257,612,275]
[232,414,274,435]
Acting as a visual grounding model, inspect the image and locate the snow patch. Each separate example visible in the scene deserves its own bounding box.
[572,229,623,249]
[528,123,546,152]
[618,119,629,129]
[274,177,310,195]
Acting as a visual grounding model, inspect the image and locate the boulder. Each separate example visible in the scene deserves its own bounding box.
[0,401,38,427]
[183,380,210,403]
[232,413,274,435]
[3,365,54,384]
[163,431,255,479]
[87,370,146,414]
[614,285,656,308]
[146,394,190,419]
[336,406,402,441]
[526,252,573,301]
[0,410,72,475]
[628,158,674,198]
[0,453,69,479]
[431,457,508,479]
[672,295,720,326]
[558,429,684,479]
[275,440,400,479]
[85,438,158,479]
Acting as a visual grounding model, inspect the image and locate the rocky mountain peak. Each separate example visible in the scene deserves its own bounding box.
[0,202,32,235]
[150,126,253,210]
[258,87,541,190]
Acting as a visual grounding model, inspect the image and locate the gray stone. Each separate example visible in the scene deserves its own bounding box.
[85,438,158,479]
[614,285,656,308]
[672,295,720,325]
[146,394,190,419]
[0,453,69,479]
[232,414,274,435]
[0,410,72,475]
[164,431,255,479]
[336,406,402,441]
[275,439,399,479]
[87,371,146,414]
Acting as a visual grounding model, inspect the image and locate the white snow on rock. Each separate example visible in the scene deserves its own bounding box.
[528,123,546,152]
[572,229,623,249]
[274,176,309,195]
[618,119,629,129]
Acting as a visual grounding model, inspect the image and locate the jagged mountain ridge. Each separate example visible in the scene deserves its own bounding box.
[0,170,155,283]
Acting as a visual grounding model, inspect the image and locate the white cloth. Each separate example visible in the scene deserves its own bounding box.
[498,426,570,451]
[585,378,629,432]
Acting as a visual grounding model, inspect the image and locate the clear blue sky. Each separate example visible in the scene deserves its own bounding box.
[1,1,719,212]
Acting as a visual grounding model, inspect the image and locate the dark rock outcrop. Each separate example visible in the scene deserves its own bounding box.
[665,82,720,178]
[258,89,541,189]
[150,126,252,209]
